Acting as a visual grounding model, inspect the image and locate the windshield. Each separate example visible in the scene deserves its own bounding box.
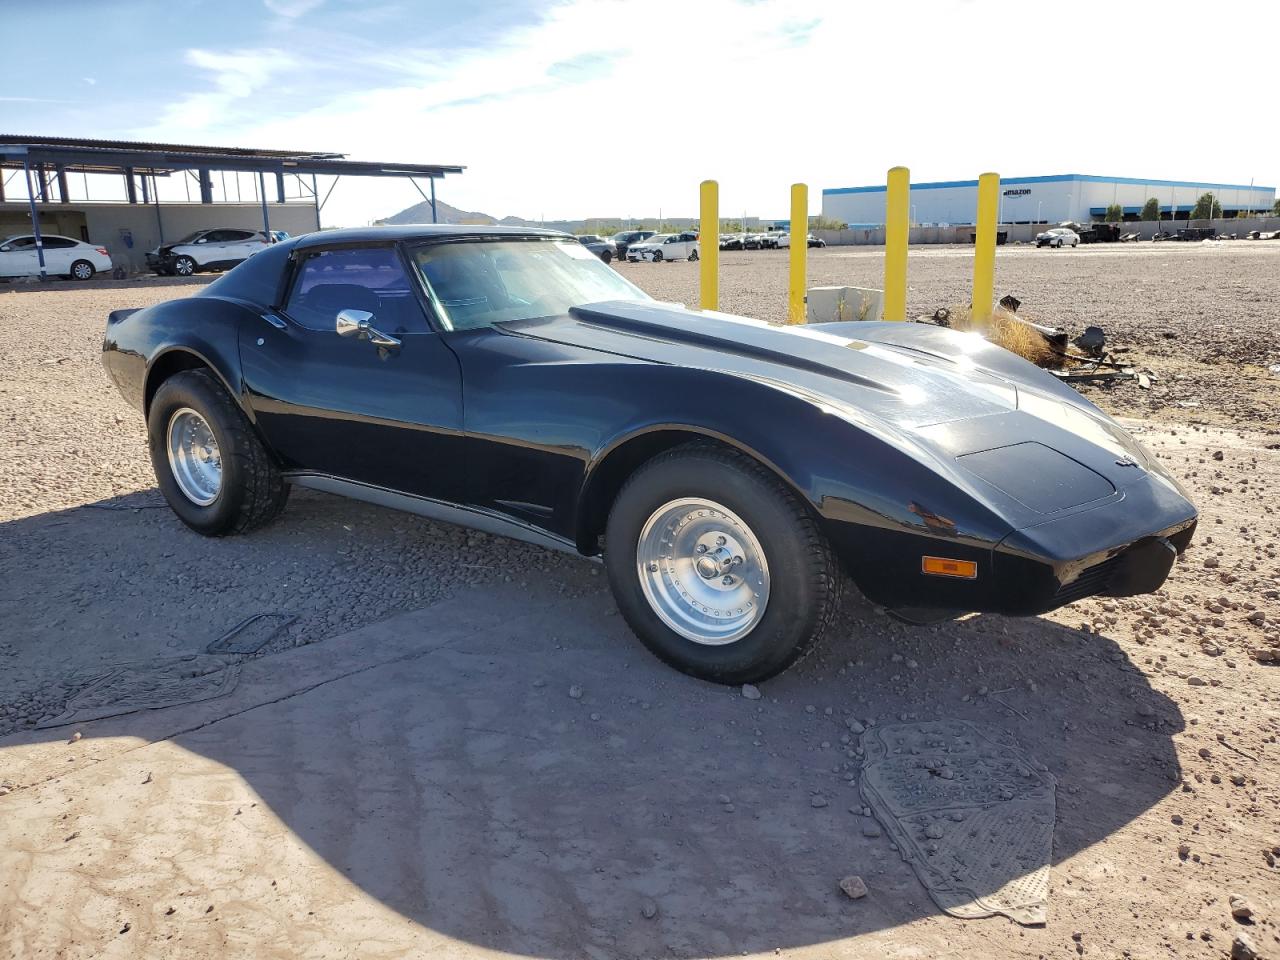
[173,231,206,244]
[645,235,671,244]
[412,238,649,331]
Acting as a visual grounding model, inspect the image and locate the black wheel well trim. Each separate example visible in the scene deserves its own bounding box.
[143,347,244,419]
[573,423,818,555]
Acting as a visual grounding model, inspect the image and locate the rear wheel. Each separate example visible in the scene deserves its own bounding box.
[689,249,699,261]
[605,443,843,684]
[148,369,289,536]
[173,255,196,276]
[69,260,95,281]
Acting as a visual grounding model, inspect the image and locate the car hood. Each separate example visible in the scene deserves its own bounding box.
[505,300,1178,497]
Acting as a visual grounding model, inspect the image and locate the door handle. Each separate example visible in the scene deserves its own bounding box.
[336,309,401,352]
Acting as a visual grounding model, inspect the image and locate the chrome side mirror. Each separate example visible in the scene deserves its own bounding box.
[335,308,401,352]
[336,308,374,337]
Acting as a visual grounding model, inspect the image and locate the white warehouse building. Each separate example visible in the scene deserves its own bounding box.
[822,174,1276,227]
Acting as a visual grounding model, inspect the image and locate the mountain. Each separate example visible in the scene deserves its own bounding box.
[380,201,702,234]
[378,199,502,226]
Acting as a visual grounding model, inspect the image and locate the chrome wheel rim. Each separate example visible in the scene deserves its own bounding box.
[166,407,222,506]
[636,498,769,646]
[73,262,92,279]
[175,258,193,275]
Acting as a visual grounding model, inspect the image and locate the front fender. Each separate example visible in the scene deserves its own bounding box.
[574,365,1017,589]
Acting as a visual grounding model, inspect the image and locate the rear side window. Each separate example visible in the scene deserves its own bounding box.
[43,236,77,249]
[286,247,428,334]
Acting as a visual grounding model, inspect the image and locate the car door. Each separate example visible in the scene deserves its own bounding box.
[188,230,223,266]
[239,243,466,501]
[41,236,77,274]
[224,230,262,264]
[0,236,38,277]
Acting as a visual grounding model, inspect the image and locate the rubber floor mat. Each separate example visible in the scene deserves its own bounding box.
[860,720,1056,925]
[206,613,296,655]
[35,655,241,728]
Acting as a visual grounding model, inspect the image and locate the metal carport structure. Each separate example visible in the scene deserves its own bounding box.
[0,135,464,277]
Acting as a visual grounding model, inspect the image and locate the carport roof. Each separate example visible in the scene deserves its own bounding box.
[0,135,465,179]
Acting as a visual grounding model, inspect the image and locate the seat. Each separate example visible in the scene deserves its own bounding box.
[298,282,383,323]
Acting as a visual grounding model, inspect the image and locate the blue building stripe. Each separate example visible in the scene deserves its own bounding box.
[824,174,1275,196]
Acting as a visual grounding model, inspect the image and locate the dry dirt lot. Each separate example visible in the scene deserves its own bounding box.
[1,245,1278,959]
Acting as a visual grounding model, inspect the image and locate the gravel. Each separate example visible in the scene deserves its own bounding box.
[1,249,1278,959]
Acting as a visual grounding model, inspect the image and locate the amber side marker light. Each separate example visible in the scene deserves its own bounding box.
[921,556,978,579]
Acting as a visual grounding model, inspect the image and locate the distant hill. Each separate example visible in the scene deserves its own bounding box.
[380,200,701,235]
[379,199,502,226]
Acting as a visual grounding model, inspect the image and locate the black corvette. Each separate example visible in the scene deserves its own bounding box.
[102,225,1197,683]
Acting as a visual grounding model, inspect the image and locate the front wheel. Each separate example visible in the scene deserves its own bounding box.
[70,260,95,281]
[173,255,196,276]
[605,443,843,684]
[689,249,699,261]
[601,250,613,263]
[148,369,289,536]
[652,250,663,262]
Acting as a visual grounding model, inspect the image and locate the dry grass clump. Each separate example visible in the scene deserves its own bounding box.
[943,304,1055,365]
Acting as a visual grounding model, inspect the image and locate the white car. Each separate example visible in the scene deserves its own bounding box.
[1035,227,1080,249]
[146,228,271,276]
[0,234,112,281]
[775,233,792,248]
[626,232,700,262]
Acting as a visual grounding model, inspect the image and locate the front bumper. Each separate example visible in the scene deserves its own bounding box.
[146,252,178,272]
[829,471,1198,617]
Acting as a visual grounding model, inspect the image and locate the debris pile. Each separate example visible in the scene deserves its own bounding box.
[921,296,1153,389]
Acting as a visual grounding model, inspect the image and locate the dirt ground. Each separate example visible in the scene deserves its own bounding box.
[1,244,1278,959]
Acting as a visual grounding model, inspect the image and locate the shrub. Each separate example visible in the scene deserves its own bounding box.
[1190,192,1222,219]
[1104,203,1123,222]
[1140,197,1160,221]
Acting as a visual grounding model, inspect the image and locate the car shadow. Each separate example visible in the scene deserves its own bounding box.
[0,496,1185,957]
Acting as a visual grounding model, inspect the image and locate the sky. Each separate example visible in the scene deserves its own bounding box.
[3,0,1277,227]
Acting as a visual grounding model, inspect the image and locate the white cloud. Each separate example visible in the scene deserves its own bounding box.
[132,0,1280,226]
[263,0,324,17]
[146,48,299,136]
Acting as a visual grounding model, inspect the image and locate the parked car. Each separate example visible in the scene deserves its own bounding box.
[611,230,656,262]
[1035,227,1080,248]
[774,233,791,249]
[742,233,766,250]
[626,232,699,262]
[146,228,271,276]
[760,232,787,249]
[0,233,112,281]
[269,231,291,243]
[576,235,617,263]
[102,224,1197,684]
[719,234,744,251]
[807,235,827,248]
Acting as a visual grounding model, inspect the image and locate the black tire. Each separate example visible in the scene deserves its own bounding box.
[689,249,699,261]
[148,369,289,536]
[174,255,196,276]
[652,250,663,262]
[69,260,95,281]
[604,442,843,684]
[601,250,613,264]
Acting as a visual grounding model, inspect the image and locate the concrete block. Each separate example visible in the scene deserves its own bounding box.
[806,286,884,323]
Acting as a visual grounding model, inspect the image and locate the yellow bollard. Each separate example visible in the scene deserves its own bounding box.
[971,172,1001,322]
[788,182,807,324]
[699,179,718,311]
[882,166,910,321]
